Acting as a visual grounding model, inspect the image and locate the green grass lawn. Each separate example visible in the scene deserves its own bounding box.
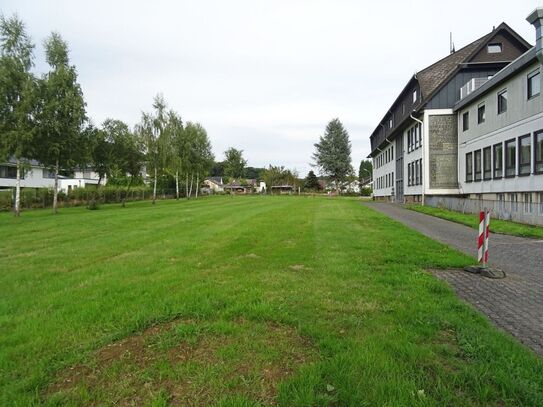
[406,204,543,239]
[1,196,543,406]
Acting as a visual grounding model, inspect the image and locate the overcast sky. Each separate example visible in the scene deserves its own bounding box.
[2,0,540,175]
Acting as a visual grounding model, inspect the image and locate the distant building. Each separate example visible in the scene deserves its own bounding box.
[0,158,102,193]
[203,177,224,193]
[223,183,250,194]
[270,185,295,195]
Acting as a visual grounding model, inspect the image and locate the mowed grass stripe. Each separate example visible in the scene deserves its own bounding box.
[0,197,542,406]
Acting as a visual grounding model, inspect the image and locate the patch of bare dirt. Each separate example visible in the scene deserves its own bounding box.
[243,253,261,259]
[47,318,317,406]
[289,264,308,271]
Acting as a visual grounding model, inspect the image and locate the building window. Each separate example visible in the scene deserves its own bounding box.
[483,146,491,180]
[518,134,531,176]
[413,89,417,103]
[477,103,486,124]
[528,69,540,99]
[391,145,394,161]
[487,43,502,53]
[462,112,469,131]
[389,118,393,129]
[466,152,473,182]
[43,168,55,179]
[0,165,18,179]
[524,193,533,213]
[474,150,482,181]
[493,143,503,178]
[497,89,508,114]
[535,130,543,174]
[505,139,516,177]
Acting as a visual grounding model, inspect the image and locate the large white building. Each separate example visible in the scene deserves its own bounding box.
[0,159,102,193]
[370,23,530,203]
[455,45,542,209]
[369,8,543,225]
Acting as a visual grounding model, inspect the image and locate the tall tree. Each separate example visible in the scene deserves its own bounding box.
[137,94,167,205]
[163,110,184,199]
[358,159,373,184]
[223,147,246,181]
[85,123,109,209]
[34,32,87,214]
[304,170,320,191]
[312,118,353,193]
[186,122,213,198]
[113,121,145,207]
[0,14,35,216]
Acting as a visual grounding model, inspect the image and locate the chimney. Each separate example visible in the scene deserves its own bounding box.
[527,8,543,64]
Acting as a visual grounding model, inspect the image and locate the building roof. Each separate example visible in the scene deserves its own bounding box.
[454,47,538,110]
[368,23,531,157]
[205,176,223,185]
[418,23,531,104]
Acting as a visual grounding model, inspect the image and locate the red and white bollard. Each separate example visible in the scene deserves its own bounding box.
[465,209,504,278]
[477,209,490,267]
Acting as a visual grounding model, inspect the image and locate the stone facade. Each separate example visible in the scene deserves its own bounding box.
[428,114,458,189]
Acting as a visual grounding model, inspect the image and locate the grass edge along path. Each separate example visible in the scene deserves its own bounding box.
[1,196,543,406]
[406,204,543,239]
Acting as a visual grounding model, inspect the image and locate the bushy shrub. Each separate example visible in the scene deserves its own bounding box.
[360,187,372,197]
[0,190,12,211]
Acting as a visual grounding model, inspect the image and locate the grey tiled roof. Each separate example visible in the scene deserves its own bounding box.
[417,34,490,102]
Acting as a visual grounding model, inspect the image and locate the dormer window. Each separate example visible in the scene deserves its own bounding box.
[412,89,417,103]
[487,43,502,53]
[389,118,393,128]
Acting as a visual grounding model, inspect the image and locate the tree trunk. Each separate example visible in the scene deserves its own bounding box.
[122,177,133,208]
[152,167,157,205]
[189,174,194,198]
[175,171,179,200]
[14,159,21,217]
[195,172,199,199]
[53,160,59,214]
[185,173,189,199]
[89,176,102,209]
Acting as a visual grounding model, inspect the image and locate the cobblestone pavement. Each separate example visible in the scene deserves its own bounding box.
[366,202,543,356]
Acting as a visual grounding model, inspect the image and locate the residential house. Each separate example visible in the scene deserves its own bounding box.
[203,177,225,193]
[0,158,102,193]
[369,23,531,203]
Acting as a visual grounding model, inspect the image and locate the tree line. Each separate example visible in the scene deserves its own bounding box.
[0,14,215,216]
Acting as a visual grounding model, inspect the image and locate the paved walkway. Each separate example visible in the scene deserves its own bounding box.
[366,202,543,356]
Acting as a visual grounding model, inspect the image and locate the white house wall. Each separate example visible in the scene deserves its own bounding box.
[458,60,543,195]
[372,143,395,197]
[0,165,101,193]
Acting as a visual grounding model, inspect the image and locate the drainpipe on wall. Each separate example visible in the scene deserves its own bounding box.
[527,8,543,64]
[410,112,425,206]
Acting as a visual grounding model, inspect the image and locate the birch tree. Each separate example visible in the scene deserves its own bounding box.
[111,120,144,207]
[34,32,87,213]
[0,14,35,217]
[138,94,167,205]
[186,122,213,198]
